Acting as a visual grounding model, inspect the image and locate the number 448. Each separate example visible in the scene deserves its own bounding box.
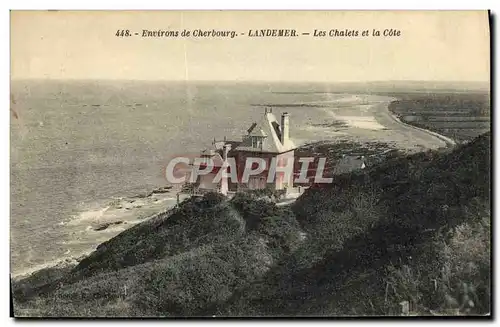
[116,30,131,37]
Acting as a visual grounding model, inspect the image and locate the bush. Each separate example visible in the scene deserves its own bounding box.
[12,262,76,303]
[52,195,244,289]
[201,192,227,208]
[256,216,303,258]
[237,188,287,201]
[230,192,296,231]
[385,215,490,315]
[135,235,273,316]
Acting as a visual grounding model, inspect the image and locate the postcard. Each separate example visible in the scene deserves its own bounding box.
[10,10,491,318]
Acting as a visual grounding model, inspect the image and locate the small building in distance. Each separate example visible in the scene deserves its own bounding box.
[191,108,296,195]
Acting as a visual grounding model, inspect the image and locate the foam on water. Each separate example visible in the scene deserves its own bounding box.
[65,206,111,226]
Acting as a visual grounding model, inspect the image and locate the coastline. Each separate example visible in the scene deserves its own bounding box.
[388,110,457,147]
[11,93,461,281]
[11,185,190,279]
[305,94,454,152]
[383,96,457,147]
[384,91,490,144]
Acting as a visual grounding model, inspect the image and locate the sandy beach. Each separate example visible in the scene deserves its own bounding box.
[302,93,451,151]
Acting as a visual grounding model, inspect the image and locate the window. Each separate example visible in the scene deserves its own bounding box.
[251,137,263,149]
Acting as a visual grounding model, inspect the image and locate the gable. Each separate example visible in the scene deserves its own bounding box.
[235,112,295,153]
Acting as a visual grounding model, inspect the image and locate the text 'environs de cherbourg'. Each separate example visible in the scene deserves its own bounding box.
[118,28,402,39]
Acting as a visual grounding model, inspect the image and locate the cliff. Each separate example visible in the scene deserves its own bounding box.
[12,132,491,317]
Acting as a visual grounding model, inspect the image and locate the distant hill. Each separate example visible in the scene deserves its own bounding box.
[12,132,491,317]
[360,80,490,93]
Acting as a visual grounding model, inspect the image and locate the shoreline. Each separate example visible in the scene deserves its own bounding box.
[11,185,189,279]
[388,110,457,147]
[383,97,457,148]
[11,93,460,281]
[306,94,454,152]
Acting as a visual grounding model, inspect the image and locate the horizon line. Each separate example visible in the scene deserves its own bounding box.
[10,77,490,84]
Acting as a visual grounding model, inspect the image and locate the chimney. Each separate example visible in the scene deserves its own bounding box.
[223,143,231,161]
[280,112,289,146]
[220,143,231,196]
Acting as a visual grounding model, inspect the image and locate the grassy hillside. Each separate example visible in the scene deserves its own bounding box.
[219,132,490,316]
[13,192,305,317]
[12,132,491,317]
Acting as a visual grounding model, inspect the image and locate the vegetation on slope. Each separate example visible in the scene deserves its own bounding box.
[219,132,491,316]
[13,132,491,317]
[16,235,276,317]
[13,191,305,317]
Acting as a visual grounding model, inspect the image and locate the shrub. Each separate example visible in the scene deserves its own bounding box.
[63,195,243,284]
[385,215,490,315]
[230,192,296,231]
[256,216,303,258]
[135,235,273,316]
[201,192,226,208]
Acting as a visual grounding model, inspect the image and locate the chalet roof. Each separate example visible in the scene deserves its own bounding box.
[333,155,366,175]
[235,111,296,153]
[247,125,268,137]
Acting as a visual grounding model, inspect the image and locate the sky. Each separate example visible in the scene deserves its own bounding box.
[10,10,490,82]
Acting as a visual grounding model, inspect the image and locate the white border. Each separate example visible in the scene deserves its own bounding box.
[3,1,498,326]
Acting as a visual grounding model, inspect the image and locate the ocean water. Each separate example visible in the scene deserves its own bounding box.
[11,80,355,276]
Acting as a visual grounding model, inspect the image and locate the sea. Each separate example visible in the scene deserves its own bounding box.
[12,79,377,276]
